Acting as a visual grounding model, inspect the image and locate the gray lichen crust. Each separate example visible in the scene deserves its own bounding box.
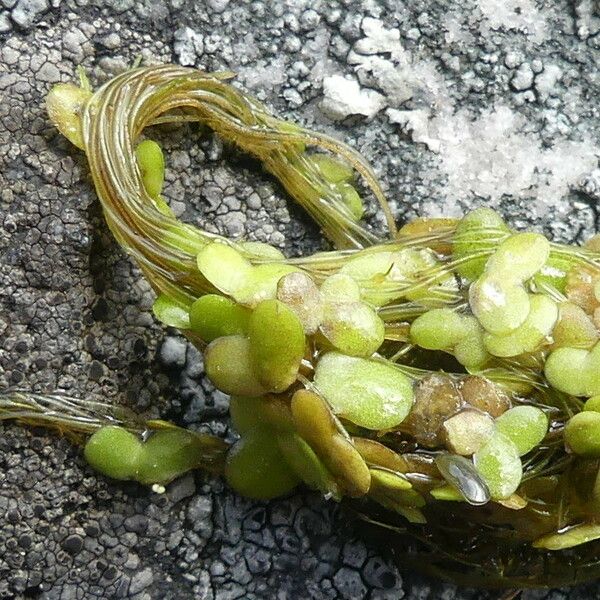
[0,0,599,598]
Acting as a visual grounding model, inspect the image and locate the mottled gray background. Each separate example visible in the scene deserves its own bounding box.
[1,0,599,598]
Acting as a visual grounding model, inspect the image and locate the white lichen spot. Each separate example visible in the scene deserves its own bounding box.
[354,17,404,59]
[320,74,385,120]
[574,0,600,39]
[535,65,562,99]
[239,55,287,90]
[173,27,204,66]
[442,11,475,45]
[386,109,441,153]
[346,17,451,109]
[478,0,548,43]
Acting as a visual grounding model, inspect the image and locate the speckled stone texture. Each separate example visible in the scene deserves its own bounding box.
[0,0,599,598]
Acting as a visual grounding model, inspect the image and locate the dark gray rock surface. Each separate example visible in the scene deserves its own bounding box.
[0,0,599,598]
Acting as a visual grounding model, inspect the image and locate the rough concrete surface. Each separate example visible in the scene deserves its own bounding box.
[0,0,599,598]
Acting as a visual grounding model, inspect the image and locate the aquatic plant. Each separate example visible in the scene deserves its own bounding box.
[5,64,600,587]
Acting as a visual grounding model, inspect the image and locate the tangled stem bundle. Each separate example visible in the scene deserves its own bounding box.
[4,64,600,587]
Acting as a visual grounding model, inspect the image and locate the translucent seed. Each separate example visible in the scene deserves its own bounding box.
[410,309,488,368]
[46,83,93,149]
[403,374,462,448]
[461,375,512,417]
[204,335,266,396]
[337,182,364,221]
[366,465,428,519]
[533,523,600,551]
[277,271,322,334]
[189,294,250,342]
[565,412,600,457]
[352,437,410,473]
[470,233,551,336]
[544,346,595,396]
[277,432,339,498]
[152,294,191,329]
[229,396,294,434]
[136,430,204,485]
[310,153,354,183]
[552,302,598,349]
[340,250,398,287]
[291,389,371,496]
[327,432,372,497]
[234,263,299,307]
[291,390,337,443]
[238,241,285,260]
[314,352,414,430]
[369,471,425,514]
[399,217,458,236]
[430,484,465,502]
[453,208,510,280]
[320,301,384,357]
[583,395,600,413]
[434,454,490,505]
[84,426,141,481]
[442,409,495,456]
[196,242,252,296]
[320,273,361,304]
[483,294,558,357]
[453,325,489,369]
[486,233,550,280]
[410,308,466,350]
[495,406,548,456]
[398,217,458,255]
[135,140,165,200]
[409,252,453,296]
[339,250,403,304]
[470,276,531,335]
[451,317,488,366]
[340,248,449,307]
[403,249,458,305]
[225,426,299,500]
[473,431,523,500]
[369,468,412,492]
[497,493,528,510]
[248,299,305,392]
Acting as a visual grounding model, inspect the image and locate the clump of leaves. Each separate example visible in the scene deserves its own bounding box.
[5,64,600,588]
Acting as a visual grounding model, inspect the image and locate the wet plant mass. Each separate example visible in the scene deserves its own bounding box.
[3,64,600,588]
